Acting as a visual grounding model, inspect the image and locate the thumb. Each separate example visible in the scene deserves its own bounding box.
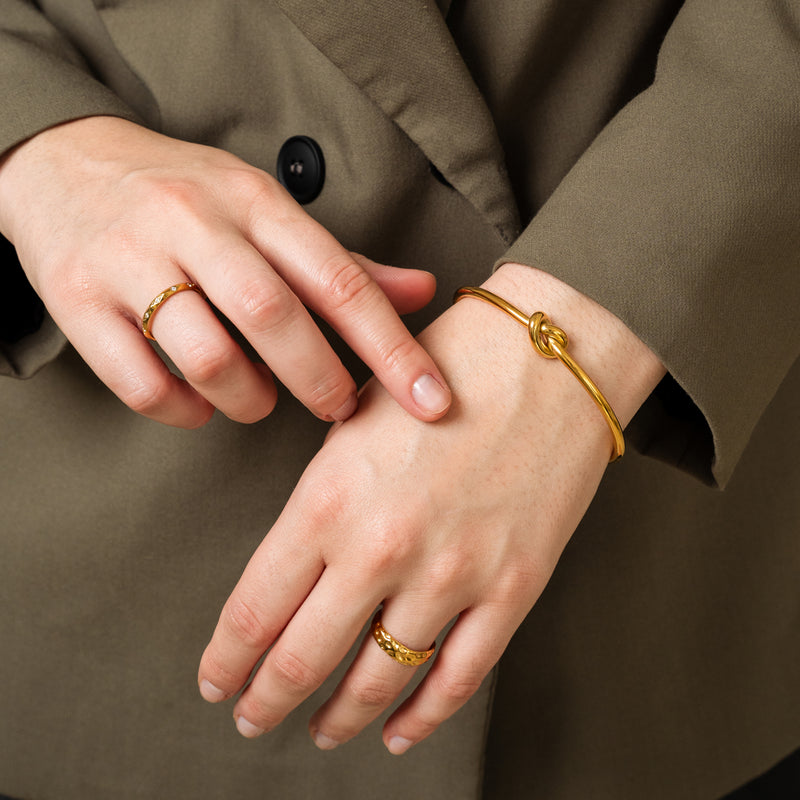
[350,253,437,316]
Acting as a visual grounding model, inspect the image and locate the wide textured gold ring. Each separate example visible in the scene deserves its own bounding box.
[371,613,436,667]
[141,282,206,341]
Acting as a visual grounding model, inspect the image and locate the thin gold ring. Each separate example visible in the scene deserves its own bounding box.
[141,282,206,342]
[371,613,436,667]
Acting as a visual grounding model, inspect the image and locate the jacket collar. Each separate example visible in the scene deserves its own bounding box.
[273,0,520,242]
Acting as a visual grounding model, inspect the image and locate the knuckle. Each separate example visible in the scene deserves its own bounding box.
[120,376,172,417]
[201,651,244,693]
[430,669,484,704]
[322,253,377,314]
[183,339,239,386]
[374,334,419,375]
[426,548,475,592]
[223,595,271,649]
[305,375,353,416]
[49,260,96,310]
[360,544,402,580]
[149,179,202,216]
[304,480,351,531]
[103,223,150,263]
[240,693,281,730]
[269,647,325,693]
[127,175,205,227]
[237,169,282,211]
[493,557,543,604]
[237,279,295,334]
[359,524,416,579]
[405,715,439,739]
[347,675,396,710]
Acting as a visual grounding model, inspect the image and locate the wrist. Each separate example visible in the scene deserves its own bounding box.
[483,262,666,429]
[0,116,138,240]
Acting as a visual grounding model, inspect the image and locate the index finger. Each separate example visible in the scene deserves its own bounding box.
[247,192,452,421]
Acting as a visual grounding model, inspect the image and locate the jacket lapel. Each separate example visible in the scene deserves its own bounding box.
[273,0,520,243]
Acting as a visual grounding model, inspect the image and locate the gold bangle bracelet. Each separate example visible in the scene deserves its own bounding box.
[453,286,625,462]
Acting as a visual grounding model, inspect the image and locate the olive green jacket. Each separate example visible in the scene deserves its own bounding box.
[1,2,798,798]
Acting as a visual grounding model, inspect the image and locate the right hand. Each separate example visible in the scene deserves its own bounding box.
[0,116,451,427]
[197,262,666,752]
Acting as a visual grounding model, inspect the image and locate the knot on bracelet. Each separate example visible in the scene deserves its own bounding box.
[452,285,625,462]
[528,312,568,359]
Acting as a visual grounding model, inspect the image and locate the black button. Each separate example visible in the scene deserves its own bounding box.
[277,136,325,204]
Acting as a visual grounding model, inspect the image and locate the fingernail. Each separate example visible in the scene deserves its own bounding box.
[199,679,227,703]
[387,736,414,755]
[411,374,450,415]
[331,393,358,422]
[312,730,340,750]
[235,716,265,738]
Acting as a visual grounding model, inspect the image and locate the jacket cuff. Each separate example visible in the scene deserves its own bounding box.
[497,2,800,488]
[0,313,67,380]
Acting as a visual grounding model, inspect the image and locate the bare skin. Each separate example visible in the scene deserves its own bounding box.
[0,116,666,756]
[197,262,665,753]
[0,116,451,426]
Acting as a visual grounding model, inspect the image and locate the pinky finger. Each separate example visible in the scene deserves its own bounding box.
[380,606,511,756]
[63,309,215,428]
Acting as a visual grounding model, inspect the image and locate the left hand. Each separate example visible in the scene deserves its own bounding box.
[197,263,665,753]
[0,117,451,428]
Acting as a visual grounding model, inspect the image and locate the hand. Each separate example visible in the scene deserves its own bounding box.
[197,264,665,753]
[0,116,450,426]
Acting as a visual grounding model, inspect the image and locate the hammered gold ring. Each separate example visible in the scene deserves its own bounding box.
[141,282,206,341]
[371,613,435,667]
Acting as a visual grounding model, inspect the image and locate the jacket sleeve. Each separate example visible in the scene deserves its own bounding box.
[0,0,147,378]
[497,0,800,488]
